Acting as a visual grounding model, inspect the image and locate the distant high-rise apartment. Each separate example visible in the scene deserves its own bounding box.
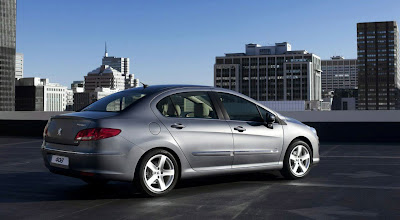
[321,56,357,94]
[0,0,16,111]
[214,42,322,110]
[15,52,23,79]
[357,21,400,110]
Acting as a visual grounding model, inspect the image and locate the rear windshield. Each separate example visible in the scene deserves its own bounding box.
[81,90,148,112]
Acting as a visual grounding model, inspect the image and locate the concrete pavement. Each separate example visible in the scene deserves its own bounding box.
[0,137,399,219]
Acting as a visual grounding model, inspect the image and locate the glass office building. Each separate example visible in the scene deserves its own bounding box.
[215,43,322,103]
[357,21,400,110]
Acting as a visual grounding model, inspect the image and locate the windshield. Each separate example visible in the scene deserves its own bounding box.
[81,90,148,112]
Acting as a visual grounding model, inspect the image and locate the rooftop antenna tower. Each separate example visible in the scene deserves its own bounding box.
[104,42,108,57]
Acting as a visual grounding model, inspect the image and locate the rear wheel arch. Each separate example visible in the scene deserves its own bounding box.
[134,147,182,181]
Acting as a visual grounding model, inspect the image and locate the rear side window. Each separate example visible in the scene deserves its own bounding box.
[217,93,263,122]
[156,92,217,119]
[82,91,147,112]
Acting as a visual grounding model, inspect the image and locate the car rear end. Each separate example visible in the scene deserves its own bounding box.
[41,87,157,182]
[41,111,138,182]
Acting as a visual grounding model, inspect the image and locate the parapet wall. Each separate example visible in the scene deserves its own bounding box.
[0,111,399,142]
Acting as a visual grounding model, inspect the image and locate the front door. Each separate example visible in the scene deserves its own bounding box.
[154,91,234,171]
[216,92,283,167]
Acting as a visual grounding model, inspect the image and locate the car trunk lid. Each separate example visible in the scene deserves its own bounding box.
[45,112,118,145]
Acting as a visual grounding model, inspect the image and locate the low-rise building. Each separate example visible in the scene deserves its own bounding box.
[73,87,120,111]
[66,89,73,111]
[71,80,84,92]
[44,82,67,111]
[331,89,358,110]
[15,77,44,111]
[15,77,68,111]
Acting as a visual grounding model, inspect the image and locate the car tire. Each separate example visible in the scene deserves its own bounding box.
[280,140,312,180]
[134,149,179,197]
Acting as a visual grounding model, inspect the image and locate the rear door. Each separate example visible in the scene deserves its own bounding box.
[215,92,284,167]
[152,89,234,171]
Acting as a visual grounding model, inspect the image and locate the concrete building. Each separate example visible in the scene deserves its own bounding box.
[73,92,90,111]
[71,80,84,92]
[0,0,16,111]
[357,21,400,110]
[331,89,358,110]
[102,44,139,89]
[15,52,23,79]
[15,77,68,111]
[215,42,322,110]
[65,89,73,111]
[125,74,140,89]
[73,87,120,111]
[321,56,357,97]
[44,82,67,111]
[84,65,125,92]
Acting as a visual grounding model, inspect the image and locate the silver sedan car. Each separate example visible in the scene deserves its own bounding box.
[42,85,320,196]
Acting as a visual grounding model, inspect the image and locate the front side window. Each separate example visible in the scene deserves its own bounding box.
[157,92,217,119]
[217,93,263,122]
[257,105,274,122]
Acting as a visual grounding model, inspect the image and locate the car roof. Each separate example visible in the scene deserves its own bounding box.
[125,84,212,94]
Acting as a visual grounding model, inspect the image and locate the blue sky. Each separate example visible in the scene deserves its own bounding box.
[17,0,400,88]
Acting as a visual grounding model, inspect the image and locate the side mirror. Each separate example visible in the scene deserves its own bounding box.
[265,114,275,128]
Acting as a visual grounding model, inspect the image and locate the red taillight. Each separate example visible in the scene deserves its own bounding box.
[75,128,121,141]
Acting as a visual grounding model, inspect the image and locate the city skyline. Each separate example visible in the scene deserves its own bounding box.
[17,0,400,87]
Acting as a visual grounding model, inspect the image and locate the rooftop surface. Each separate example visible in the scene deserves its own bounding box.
[0,137,399,219]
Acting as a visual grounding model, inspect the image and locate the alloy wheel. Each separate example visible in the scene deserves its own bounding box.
[289,145,311,177]
[143,154,175,192]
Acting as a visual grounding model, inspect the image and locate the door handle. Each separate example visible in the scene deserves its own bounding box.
[234,126,246,132]
[171,123,185,129]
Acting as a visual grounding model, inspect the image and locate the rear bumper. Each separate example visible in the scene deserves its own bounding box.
[41,144,137,182]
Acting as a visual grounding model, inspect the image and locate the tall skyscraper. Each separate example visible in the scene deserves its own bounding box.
[321,56,357,94]
[0,0,17,111]
[102,43,130,75]
[357,21,400,110]
[214,42,322,110]
[101,43,139,89]
[15,52,23,79]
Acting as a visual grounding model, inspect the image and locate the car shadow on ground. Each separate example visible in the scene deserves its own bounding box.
[0,171,288,203]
